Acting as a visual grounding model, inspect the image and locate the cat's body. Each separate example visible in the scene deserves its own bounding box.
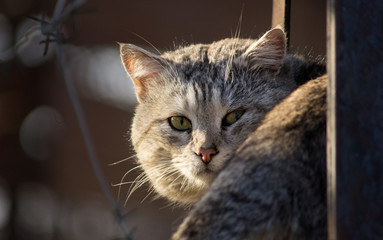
[120,28,325,206]
[172,74,327,240]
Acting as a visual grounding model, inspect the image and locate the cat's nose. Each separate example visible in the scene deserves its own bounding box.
[196,147,218,164]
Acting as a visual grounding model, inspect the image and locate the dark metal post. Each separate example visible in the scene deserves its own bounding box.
[272,0,291,50]
[327,0,383,239]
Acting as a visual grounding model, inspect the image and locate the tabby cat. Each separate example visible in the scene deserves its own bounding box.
[119,27,325,209]
[172,74,327,239]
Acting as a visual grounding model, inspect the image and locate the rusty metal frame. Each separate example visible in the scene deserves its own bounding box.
[327,0,383,239]
[272,0,291,51]
[273,0,383,239]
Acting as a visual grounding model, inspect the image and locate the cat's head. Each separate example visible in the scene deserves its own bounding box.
[120,28,296,205]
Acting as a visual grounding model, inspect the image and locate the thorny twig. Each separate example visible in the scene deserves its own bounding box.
[34,0,133,239]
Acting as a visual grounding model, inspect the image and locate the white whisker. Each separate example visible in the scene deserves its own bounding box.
[131,32,162,55]
[108,154,137,166]
[130,33,179,83]
[115,164,143,202]
[141,187,156,204]
[124,172,150,206]
[124,162,172,200]
[225,9,243,81]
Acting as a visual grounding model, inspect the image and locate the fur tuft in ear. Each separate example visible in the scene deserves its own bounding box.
[119,43,166,102]
[243,27,286,75]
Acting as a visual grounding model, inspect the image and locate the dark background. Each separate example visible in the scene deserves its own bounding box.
[0,0,326,239]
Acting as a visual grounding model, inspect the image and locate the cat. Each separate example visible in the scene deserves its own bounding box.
[172,74,327,240]
[119,27,325,206]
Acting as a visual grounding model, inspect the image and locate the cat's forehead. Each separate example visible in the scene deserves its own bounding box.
[183,82,225,110]
[162,38,253,63]
[145,36,282,116]
[159,64,253,116]
[165,80,245,119]
[159,38,258,92]
[165,83,228,127]
[159,40,255,93]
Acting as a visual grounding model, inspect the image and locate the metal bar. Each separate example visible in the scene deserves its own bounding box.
[272,0,291,51]
[326,0,337,238]
[327,0,383,239]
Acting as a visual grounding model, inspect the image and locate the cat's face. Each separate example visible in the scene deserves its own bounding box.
[120,28,296,204]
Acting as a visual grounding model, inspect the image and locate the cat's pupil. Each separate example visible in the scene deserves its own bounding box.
[222,109,245,127]
[168,116,192,131]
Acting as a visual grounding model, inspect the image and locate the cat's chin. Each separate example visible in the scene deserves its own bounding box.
[159,170,214,205]
[192,167,217,183]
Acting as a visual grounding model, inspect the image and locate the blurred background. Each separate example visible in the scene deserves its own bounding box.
[0,0,326,239]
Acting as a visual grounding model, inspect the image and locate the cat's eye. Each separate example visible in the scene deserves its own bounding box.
[222,109,245,127]
[168,116,192,131]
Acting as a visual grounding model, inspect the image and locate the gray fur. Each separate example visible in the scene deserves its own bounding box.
[120,28,325,205]
[172,75,327,240]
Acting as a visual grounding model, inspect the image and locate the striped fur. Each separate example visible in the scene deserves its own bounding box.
[120,28,325,205]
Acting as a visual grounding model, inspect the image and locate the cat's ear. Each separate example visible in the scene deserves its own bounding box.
[243,27,286,75]
[120,43,166,102]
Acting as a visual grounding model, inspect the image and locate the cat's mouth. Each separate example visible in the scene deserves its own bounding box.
[199,167,214,174]
[194,166,216,181]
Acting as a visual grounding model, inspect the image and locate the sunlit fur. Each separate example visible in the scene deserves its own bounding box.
[173,75,328,240]
[120,28,325,205]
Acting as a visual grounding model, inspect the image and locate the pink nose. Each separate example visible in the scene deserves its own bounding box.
[196,148,218,164]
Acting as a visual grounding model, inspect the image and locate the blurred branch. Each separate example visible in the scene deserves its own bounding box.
[30,0,133,239]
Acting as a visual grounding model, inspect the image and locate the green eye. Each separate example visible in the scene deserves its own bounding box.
[222,109,245,127]
[168,116,192,131]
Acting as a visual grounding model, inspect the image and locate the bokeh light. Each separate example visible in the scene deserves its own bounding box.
[0,14,12,52]
[19,105,64,161]
[16,182,58,240]
[0,180,11,231]
[16,16,55,67]
[69,200,118,240]
[0,14,13,62]
[66,45,137,109]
